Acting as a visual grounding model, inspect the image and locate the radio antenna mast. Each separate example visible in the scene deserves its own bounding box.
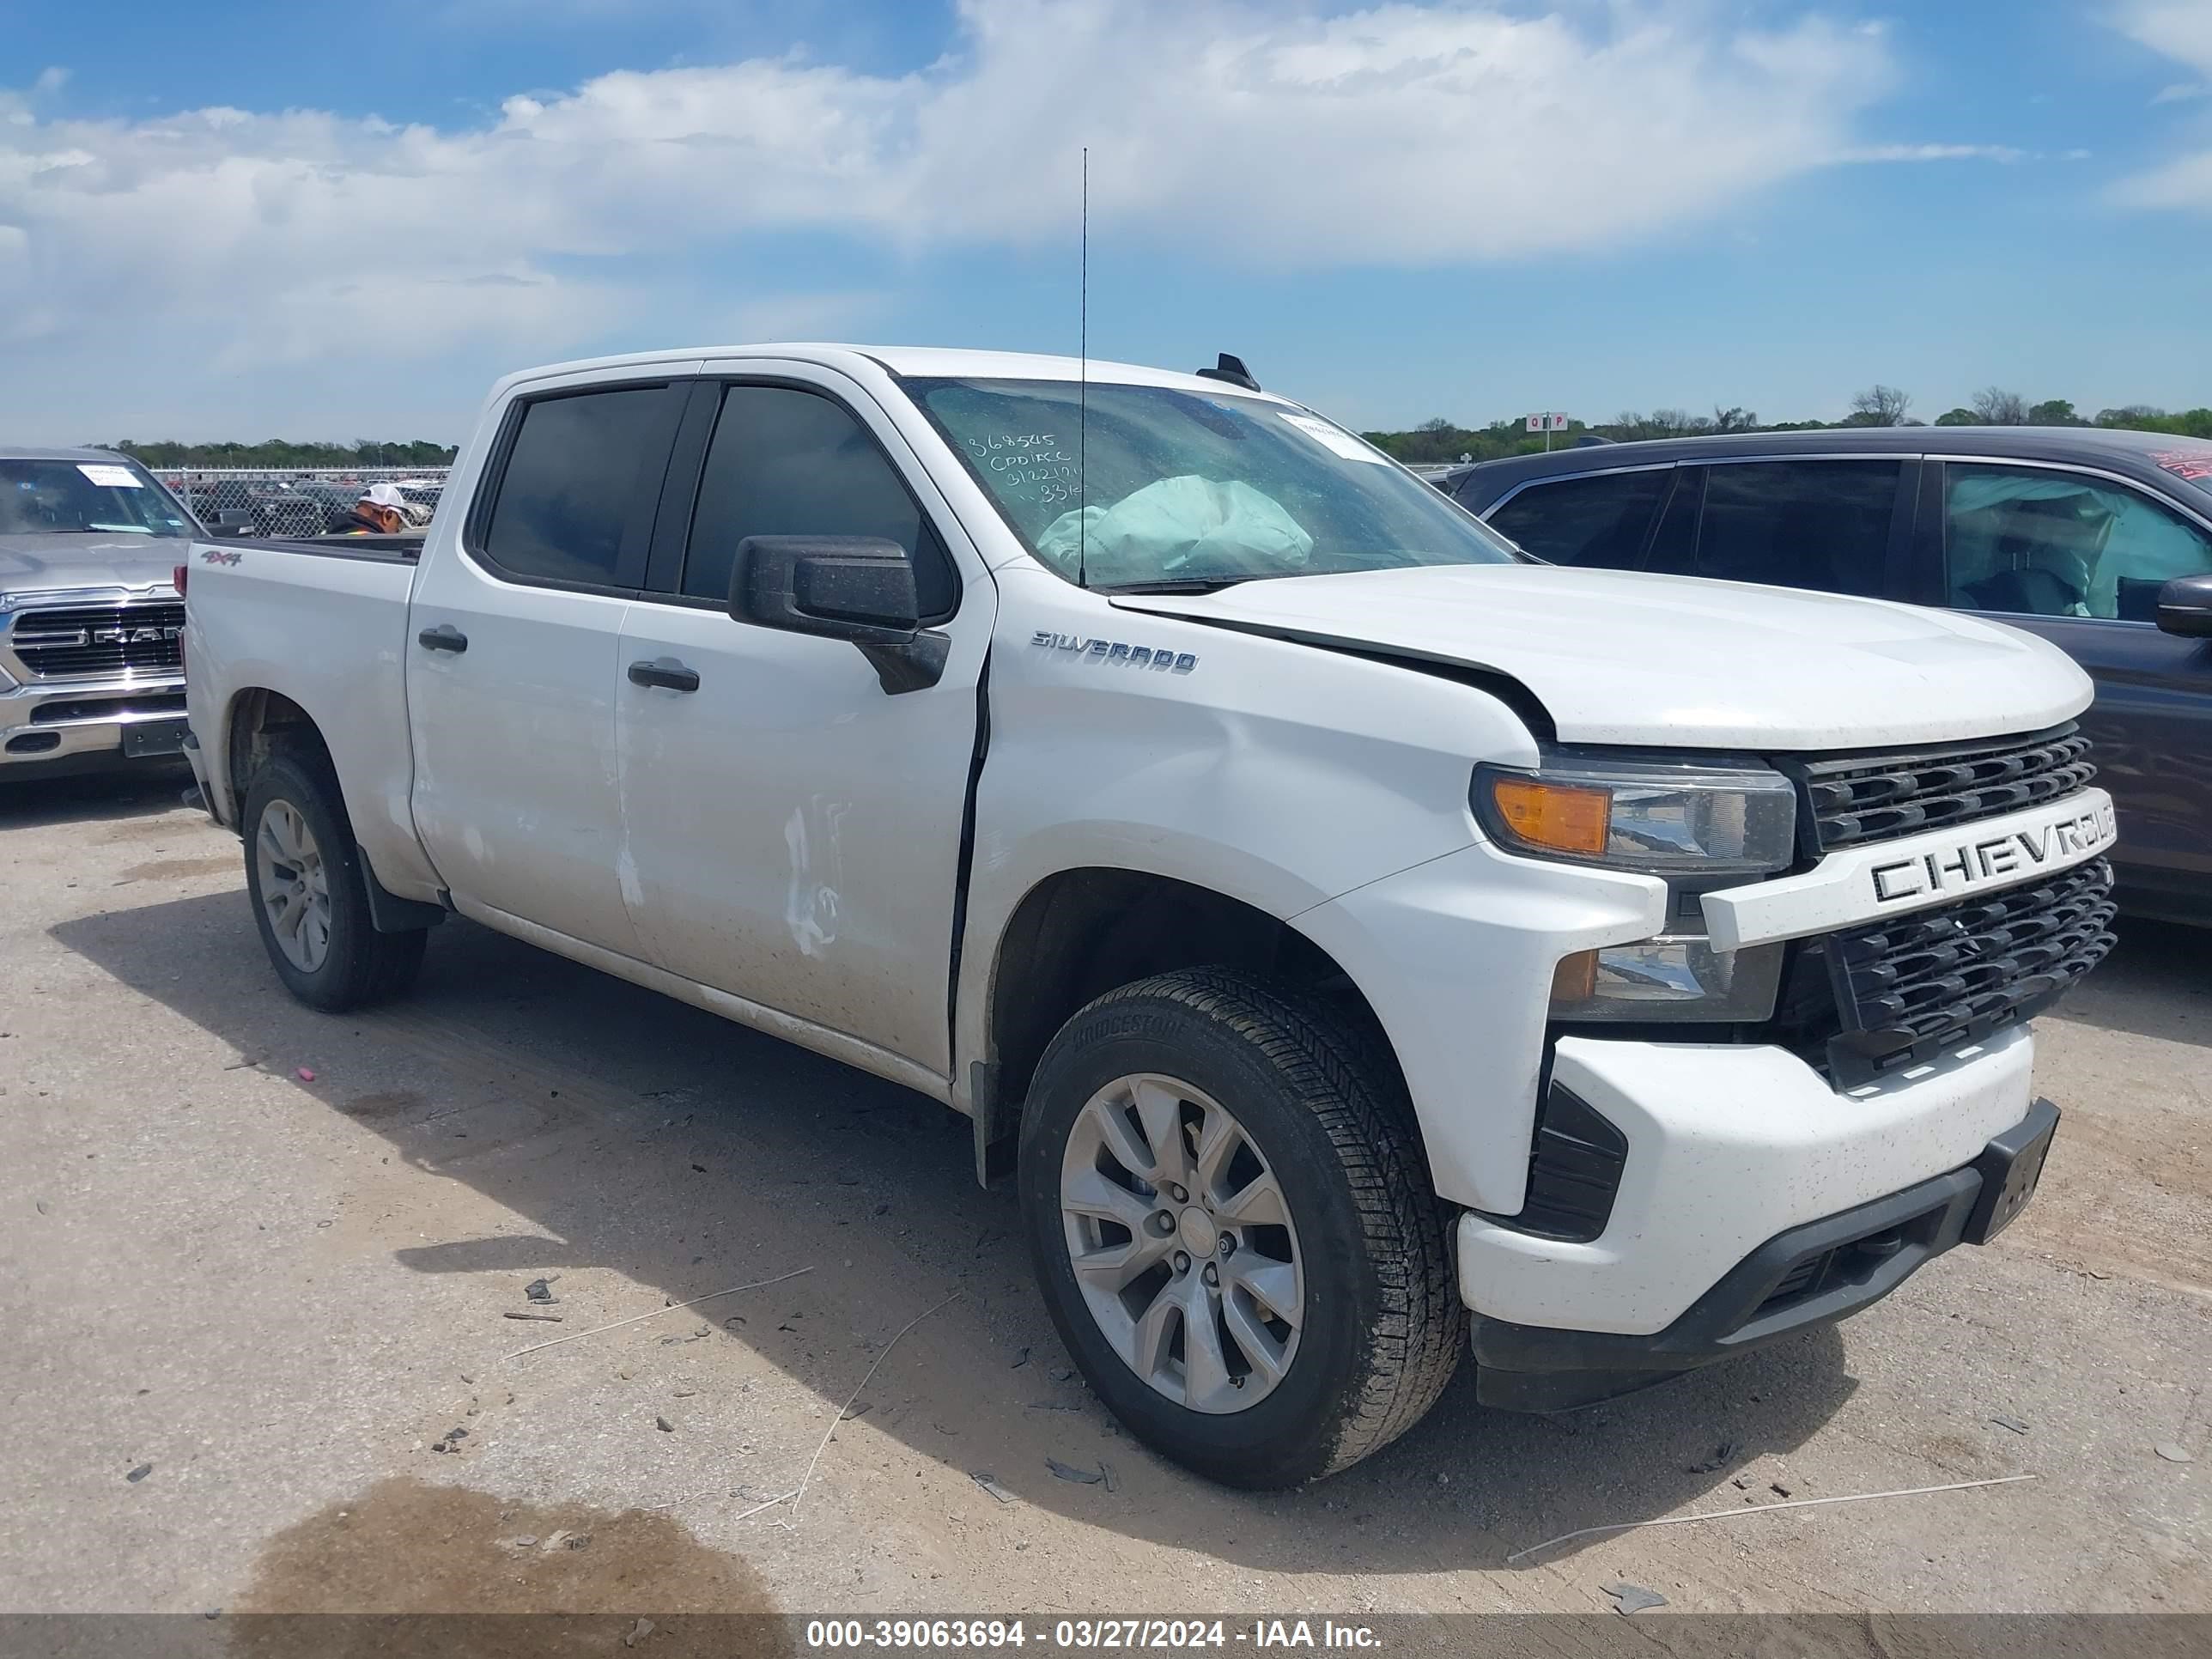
[1077,145,1090,591]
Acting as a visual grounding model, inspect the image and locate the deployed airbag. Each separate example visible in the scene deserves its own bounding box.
[1035,475,1313,584]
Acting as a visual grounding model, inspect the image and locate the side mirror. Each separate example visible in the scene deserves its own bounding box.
[2156,572,2212,638]
[730,536,919,644]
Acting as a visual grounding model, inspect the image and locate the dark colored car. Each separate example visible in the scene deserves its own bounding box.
[1435,428,2212,922]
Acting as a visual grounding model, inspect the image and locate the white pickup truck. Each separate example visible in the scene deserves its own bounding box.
[181,345,2118,1487]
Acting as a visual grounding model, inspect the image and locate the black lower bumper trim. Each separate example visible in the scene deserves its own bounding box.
[1473,1098,2058,1412]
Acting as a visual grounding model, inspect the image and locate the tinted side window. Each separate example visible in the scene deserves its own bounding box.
[1943,463,2212,620]
[1695,460,1899,596]
[481,386,675,586]
[1484,470,1667,568]
[683,386,956,617]
[1643,467,1702,576]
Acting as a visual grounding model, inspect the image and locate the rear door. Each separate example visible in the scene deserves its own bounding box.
[614,367,994,1079]
[1922,459,2212,914]
[407,373,691,957]
[1684,457,1915,597]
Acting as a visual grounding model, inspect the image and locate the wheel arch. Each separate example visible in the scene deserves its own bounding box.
[969,866,1416,1183]
[223,685,443,933]
[223,685,325,808]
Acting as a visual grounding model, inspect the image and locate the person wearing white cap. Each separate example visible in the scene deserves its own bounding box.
[325,482,413,536]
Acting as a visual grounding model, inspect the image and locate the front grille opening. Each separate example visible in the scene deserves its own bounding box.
[8,600,185,679]
[1753,1225,1913,1320]
[1762,1251,1828,1310]
[1789,724,2094,854]
[1801,859,2116,1087]
[28,692,188,725]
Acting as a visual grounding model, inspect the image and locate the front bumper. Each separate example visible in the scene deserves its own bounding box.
[1473,1096,2058,1411]
[1,674,190,769]
[1457,1024,2039,1335]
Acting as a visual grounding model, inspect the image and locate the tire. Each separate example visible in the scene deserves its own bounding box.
[1018,968,1463,1488]
[241,748,426,1012]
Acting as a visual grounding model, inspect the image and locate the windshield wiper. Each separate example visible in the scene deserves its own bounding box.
[1100,577,1255,594]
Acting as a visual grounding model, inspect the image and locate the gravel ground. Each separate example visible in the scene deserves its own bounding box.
[1,768,2206,1620]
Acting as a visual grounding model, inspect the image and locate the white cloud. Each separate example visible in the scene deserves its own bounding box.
[0,0,1897,432]
[2114,1,2212,210]
[2118,0,2212,80]
[2114,147,2212,210]
[2151,82,2208,104]
[1841,143,2026,163]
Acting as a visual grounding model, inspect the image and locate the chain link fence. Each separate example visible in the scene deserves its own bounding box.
[154,467,449,538]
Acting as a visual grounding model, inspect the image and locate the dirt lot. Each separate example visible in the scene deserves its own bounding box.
[2,769,2207,1620]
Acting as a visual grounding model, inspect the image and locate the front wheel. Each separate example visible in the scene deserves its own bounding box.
[1018,969,1463,1487]
[241,750,426,1012]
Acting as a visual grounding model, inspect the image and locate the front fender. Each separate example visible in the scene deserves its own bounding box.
[955,572,1547,1121]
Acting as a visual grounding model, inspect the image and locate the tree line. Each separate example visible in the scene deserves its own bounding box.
[91,388,2212,473]
[1364,387,2212,466]
[105,439,459,471]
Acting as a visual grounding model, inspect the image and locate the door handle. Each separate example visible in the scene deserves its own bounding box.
[417,623,468,653]
[628,657,701,693]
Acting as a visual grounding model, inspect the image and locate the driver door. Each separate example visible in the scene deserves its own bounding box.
[615,368,994,1081]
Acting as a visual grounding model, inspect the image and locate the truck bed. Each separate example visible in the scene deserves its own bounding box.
[184,532,438,903]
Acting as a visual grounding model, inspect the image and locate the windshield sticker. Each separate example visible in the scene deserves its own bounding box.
[2152,448,2212,484]
[1277,412,1388,465]
[77,463,144,489]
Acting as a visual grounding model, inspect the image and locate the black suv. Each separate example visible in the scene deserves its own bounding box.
[1435,428,2212,922]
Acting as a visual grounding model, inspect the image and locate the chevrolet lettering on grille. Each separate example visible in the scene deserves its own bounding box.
[1701,784,2119,953]
[1869,799,2118,905]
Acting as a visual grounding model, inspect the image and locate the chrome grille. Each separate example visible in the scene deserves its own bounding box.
[1790,724,2096,853]
[7,600,185,679]
[1815,859,2117,1086]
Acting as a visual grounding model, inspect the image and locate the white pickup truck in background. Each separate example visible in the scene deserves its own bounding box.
[180,344,2118,1487]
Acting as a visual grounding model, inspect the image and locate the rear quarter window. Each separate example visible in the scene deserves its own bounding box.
[478,386,681,586]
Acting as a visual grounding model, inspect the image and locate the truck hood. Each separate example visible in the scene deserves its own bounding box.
[1112,564,2094,750]
[0,532,189,598]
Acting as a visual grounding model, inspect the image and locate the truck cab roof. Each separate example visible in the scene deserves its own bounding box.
[487,344,1291,402]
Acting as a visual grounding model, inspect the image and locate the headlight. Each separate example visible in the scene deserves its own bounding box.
[1547,933,1785,1023]
[1474,757,1799,1024]
[1475,758,1797,875]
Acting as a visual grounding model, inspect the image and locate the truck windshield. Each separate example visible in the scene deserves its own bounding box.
[905,377,1522,589]
[0,459,194,538]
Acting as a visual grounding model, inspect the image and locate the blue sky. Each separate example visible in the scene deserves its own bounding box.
[2,0,2208,441]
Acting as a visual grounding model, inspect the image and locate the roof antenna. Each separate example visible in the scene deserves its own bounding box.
[1077,144,1090,591]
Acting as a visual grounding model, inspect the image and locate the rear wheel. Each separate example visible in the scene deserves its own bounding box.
[1018,969,1462,1487]
[241,750,426,1012]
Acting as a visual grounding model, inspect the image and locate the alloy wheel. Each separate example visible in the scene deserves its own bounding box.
[1058,1073,1305,1413]
[255,799,333,973]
